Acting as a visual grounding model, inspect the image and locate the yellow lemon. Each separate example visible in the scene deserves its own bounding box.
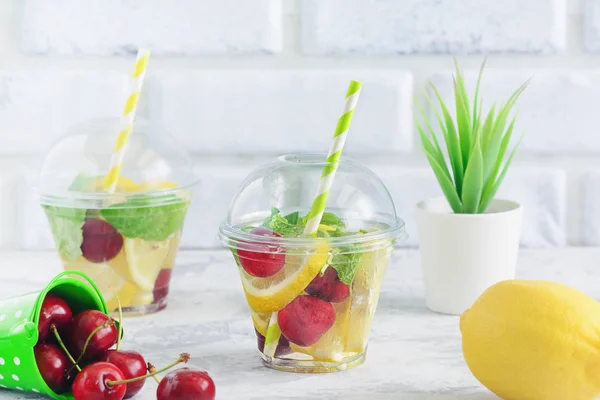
[460,280,600,400]
[242,244,330,313]
[113,238,170,292]
[63,251,137,311]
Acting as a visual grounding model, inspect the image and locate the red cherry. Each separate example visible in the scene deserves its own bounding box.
[38,294,73,343]
[102,350,146,399]
[278,295,335,347]
[237,227,285,278]
[156,368,216,400]
[305,267,350,303]
[81,219,124,263]
[68,310,117,360]
[72,362,126,400]
[153,269,172,303]
[34,343,70,394]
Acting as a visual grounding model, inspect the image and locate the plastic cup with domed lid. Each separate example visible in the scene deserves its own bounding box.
[34,118,198,316]
[219,154,406,373]
[0,271,109,399]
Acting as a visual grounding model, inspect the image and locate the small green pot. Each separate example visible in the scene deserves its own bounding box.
[0,270,108,399]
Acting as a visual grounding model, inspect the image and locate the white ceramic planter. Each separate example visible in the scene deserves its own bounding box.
[415,197,522,315]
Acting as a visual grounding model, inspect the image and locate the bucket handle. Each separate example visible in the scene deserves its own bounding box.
[32,270,107,324]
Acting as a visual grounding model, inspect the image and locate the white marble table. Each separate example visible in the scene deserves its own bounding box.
[0,248,598,400]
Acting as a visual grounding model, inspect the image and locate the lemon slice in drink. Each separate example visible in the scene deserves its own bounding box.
[113,238,170,291]
[162,232,181,270]
[250,309,271,337]
[65,251,137,310]
[242,243,330,314]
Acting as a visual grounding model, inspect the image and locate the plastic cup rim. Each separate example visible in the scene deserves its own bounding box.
[219,215,407,253]
[34,179,199,209]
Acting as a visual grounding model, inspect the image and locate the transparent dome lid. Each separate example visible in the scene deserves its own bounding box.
[220,154,406,252]
[35,118,198,208]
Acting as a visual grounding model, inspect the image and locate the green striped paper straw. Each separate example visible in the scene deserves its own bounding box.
[263,80,363,359]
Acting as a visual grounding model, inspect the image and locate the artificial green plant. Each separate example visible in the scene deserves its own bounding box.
[416,60,530,214]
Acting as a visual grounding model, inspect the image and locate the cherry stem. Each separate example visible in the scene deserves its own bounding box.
[106,353,190,387]
[147,362,161,384]
[114,291,123,352]
[74,319,114,365]
[51,325,81,373]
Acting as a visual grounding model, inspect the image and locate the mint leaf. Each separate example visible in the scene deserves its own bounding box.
[100,196,189,241]
[329,246,363,286]
[319,212,345,229]
[284,211,299,225]
[264,213,304,237]
[43,206,86,262]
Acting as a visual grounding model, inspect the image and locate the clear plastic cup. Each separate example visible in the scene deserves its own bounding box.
[220,154,406,372]
[35,118,198,316]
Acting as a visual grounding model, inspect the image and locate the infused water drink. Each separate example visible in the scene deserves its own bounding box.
[36,118,197,315]
[220,155,405,372]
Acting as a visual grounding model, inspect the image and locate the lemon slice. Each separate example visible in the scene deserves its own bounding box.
[113,237,170,291]
[63,251,137,311]
[344,248,390,353]
[250,309,271,337]
[242,243,330,314]
[130,291,155,306]
[162,232,181,270]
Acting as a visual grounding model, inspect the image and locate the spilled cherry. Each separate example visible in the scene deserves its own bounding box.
[68,310,117,360]
[81,219,123,263]
[72,362,126,400]
[102,350,146,399]
[72,353,190,400]
[38,293,73,343]
[237,227,286,277]
[156,368,216,400]
[34,343,71,394]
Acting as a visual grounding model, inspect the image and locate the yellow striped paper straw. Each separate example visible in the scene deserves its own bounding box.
[263,80,363,358]
[103,48,151,192]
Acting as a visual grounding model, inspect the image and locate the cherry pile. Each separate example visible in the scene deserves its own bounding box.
[34,293,216,399]
[238,227,351,350]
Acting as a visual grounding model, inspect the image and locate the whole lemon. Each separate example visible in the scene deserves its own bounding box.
[460,280,600,400]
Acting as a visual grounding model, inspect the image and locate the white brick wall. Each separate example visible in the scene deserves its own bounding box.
[302,0,566,55]
[0,71,127,154]
[147,71,413,154]
[0,0,597,250]
[428,70,600,153]
[21,0,282,55]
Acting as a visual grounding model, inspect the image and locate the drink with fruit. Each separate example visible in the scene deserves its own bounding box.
[220,154,405,372]
[36,118,197,316]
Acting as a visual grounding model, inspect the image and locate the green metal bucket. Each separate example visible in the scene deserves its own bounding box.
[0,270,108,399]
